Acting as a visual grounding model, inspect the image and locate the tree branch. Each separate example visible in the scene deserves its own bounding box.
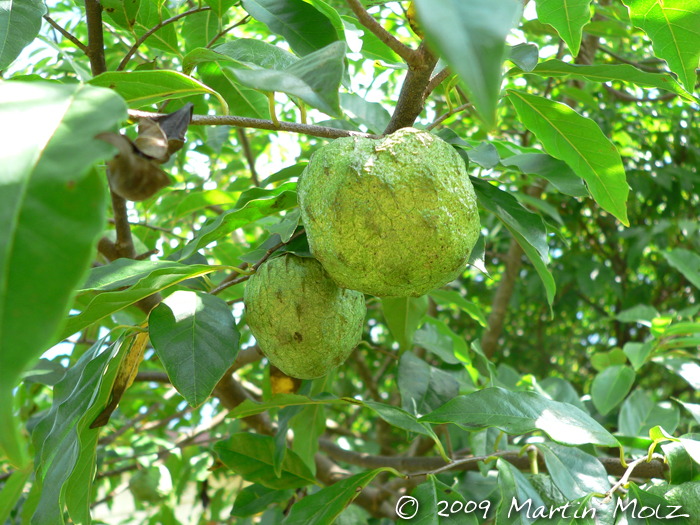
[84,0,106,75]
[423,66,451,102]
[43,15,88,53]
[383,41,439,134]
[426,102,472,131]
[116,6,211,71]
[128,109,382,140]
[344,0,418,66]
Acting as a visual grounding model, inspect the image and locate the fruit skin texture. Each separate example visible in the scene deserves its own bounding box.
[244,254,366,379]
[298,127,480,298]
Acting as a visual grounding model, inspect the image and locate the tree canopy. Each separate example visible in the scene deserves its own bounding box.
[1,0,700,524]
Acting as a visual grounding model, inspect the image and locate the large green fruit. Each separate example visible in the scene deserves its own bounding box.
[243,254,366,379]
[298,127,480,297]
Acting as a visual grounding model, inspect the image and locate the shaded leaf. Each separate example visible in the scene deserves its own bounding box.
[413,0,521,129]
[382,296,429,351]
[663,249,700,290]
[501,153,589,197]
[429,289,488,328]
[590,365,636,416]
[398,352,459,417]
[421,387,619,448]
[340,93,391,134]
[150,291,240,407]
[0,82,126,467]
[0,0,45,70]
[534,0,593,56]
[507,90,629,225]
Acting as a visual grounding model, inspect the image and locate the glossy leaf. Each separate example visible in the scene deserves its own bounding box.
[340,93,391,134]
[398,352,459,417]
[420,387,619,447]
[223,41,346,117]
[61,264,226,340]
[0,82,126,467]
[523,59,696,102]
[399,475,478,525]
[284,469,394,524]
[179,183,298,259]
[241,0,339,56]
[214,433,316,489]
[149,291,240,407]
[590,365,636,416]
[429,289,488,328]
[496,459,546,525]
[623,0,700,92]
[382,296,429,351]
[413,0,521,129]
[197,61,269,119]
[663,249,700,290]
[501,153,589,197]
[413,318,468,365]
[507,90,630,225]
[0,0,45,70]
[618,389,679,437]
[470,177,549,263]
[88,70,228,112]
[536,443,611,500]
[534,0,593,56]
[230,484,295,518]
[508,43,539,72]
[132,0,179,56]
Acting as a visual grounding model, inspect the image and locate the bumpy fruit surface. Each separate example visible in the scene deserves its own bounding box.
[298,128,480,297]
[244,254,366,379]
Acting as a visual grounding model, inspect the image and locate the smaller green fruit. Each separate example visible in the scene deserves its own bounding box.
[129,465,172,503]
[244,254,366,379]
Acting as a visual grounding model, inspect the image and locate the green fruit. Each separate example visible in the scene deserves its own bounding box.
[244,254,366,379]
[298,127,480,297]
[129,465,172,503]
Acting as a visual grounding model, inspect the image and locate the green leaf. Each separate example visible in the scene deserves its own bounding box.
[470,177,549,263]
[398,352,459,417]
[623,341,653,370]
[534,0,593,56]
[0,82,126,467]
[507,90,630,225]
[101,0,140,30]
[196,61,270,118]
[398,475,478,524]
[339,93,391,134]
[133,0,180,56]
[501,153,589,197]
[623,0,700,92]
[215,38,299,70]
[228,392,357,419]
[60,264,226,340]
[507,43,539,72]
[522,59,697,102]
[203,0,237,18]
[79,259,193,292]
[230,484,295,518]
[182,10,219,53]
[590,365,636,416]
[31,336,124,525]
[241,0,339,56]
[654,356,700,391]
[284,469,394,524]
[382,296,429,351]
[88,70,228,113]
[214,433,317,489]
[536,443,611,500]
[618,389,679,437]
[180,183,298,259]
[660,440,700,484]
[663,248,700,290]
[413,0,521,129]
[420,387,619,448]
[149,291,240,407]
[429,289,488,328]
[538,377,587,412]
[496,459,547,525]
[615,304,659,326]
[223,41,346,117]
[0,0,45,70]
[0,464,32,524]
[414,317,470,365]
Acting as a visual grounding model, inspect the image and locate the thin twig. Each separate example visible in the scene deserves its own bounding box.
[345,0,418,66]
[128,110,382,140]
[423,67,451,102]
[43,15,88,53]
[206,14,251,48]
[116,6,211,71]
[237,128,260,186]
[603,84,678,103]
[210,229,305,295]
[426,102,472,131]
[602,454,665,503]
